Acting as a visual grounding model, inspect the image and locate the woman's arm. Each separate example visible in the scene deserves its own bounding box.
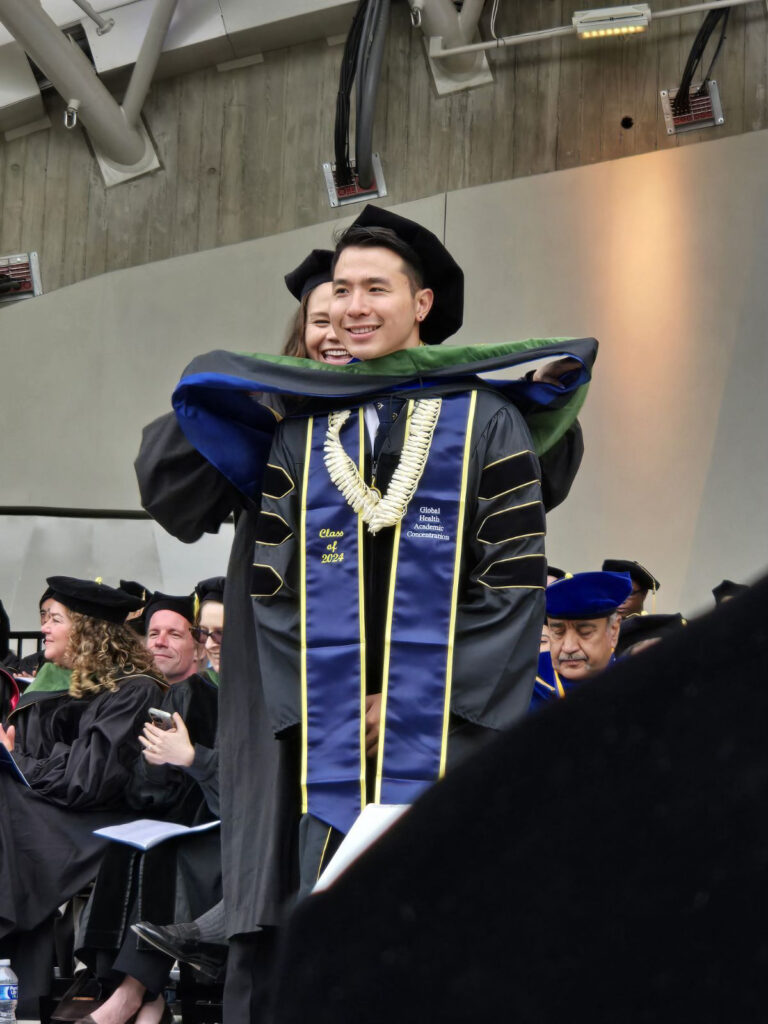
[13,677,160,810]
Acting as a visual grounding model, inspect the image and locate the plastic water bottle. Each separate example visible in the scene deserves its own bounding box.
[0,960,17,1023]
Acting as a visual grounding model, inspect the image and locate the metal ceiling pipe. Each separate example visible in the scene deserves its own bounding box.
[409,0,488,74]
[69,0,114,35]
[0,0,146,165]
[429,0,761,59]
[457,0,488,42]
[122,0,178,128]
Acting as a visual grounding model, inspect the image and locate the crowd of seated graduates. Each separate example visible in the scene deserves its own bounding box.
[0,576,224,1024]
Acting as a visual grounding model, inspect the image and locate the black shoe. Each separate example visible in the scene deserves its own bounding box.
[131,921,227,980]
[51,971,111,1022]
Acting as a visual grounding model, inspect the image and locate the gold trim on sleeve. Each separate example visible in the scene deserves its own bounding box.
[482,450,532,471]
[249,564,285,598]
[479,450,540,501]
[477,479,540,502]
[263,463,295,499]
[476,500,546,545]
[477,553,547,590]
[253,511,293,546]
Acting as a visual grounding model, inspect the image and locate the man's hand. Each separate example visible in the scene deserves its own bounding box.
[139,713,195,767]
[532,357,581,387]
[365,693,382,760]
[0,723,15,752]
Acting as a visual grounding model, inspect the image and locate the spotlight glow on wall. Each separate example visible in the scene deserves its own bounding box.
[572,4,651,40]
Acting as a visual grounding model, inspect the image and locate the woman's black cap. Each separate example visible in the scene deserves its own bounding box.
[285,249,334,301]
[195,576,226,606]
[339,205,464,345]
[46,576,144,624]
[144,591,196,627]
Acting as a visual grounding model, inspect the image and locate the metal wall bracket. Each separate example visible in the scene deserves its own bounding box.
[660,79,724,135]
[93,117,160,187]
[0,251,42,306]
[322,152,387,207]
[426,36,493,95]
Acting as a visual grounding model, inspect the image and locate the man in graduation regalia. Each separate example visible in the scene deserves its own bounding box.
[545,570,632,698]
[141,208,598,1009]
[243,208,595,888]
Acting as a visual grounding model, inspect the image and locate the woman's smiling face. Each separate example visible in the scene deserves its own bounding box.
[303,282,350,365]
[40,600,73,667]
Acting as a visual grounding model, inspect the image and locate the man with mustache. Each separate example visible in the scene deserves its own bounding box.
[547,571,633,692]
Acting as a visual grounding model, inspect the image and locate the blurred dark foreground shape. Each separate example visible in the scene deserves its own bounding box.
[271,573,768,1024]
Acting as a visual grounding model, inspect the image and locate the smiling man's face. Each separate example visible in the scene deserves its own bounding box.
[330,246,433,361]
[146,609,199,684]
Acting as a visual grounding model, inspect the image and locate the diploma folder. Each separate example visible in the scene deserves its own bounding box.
[94,818,220,851]
[0,745,30,786]
[313,803,409,892]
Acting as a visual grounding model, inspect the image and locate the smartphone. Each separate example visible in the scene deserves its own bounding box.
[148,707,174,730]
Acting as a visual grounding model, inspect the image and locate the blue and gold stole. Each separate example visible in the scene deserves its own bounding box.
[301,392,477,835]
[530,651,563,711]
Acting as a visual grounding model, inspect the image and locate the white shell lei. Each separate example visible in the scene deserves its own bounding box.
[323,398,442,534]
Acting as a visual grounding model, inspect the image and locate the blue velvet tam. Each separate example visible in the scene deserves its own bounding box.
[546,571,632,620]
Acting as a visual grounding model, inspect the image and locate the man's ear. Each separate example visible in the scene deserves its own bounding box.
[415,287,434,322]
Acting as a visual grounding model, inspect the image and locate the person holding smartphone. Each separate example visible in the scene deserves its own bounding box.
[69,585,221,1024]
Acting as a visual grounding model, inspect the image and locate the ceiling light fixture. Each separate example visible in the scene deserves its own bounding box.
[572,4,651,40]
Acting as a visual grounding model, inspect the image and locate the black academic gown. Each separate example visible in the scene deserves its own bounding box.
[0,674,163,999]
[135,413,300,939]
[76,672,222,992]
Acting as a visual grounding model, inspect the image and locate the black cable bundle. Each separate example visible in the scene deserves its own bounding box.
[335,0,370,188]
[673,8,730,116]
[355,0,390,189]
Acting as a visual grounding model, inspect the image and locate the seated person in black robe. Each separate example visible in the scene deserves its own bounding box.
[0,577,165,1008]
[70,583,222,1024]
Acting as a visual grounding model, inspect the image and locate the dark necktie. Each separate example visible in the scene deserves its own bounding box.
[373,396,405,460]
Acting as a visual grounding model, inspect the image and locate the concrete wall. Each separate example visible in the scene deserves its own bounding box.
[1,134,767,627]
[3,3,768,294]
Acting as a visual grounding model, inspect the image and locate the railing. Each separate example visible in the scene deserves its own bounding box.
[7,630,43,660]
